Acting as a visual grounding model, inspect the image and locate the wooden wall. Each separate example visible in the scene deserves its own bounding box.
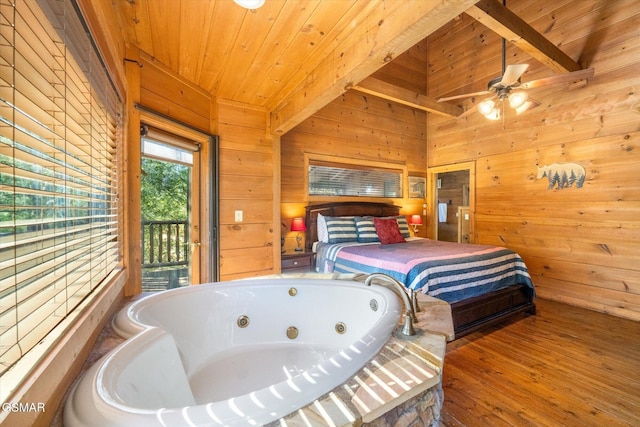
[216,100,277,280]
[280,42,430,249]
[427,0,640,320]
[138,54,278,283]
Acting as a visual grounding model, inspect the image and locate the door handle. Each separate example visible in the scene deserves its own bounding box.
[191,240,201,250]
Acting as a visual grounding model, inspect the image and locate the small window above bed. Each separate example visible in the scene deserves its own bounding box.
[309,161,402,198]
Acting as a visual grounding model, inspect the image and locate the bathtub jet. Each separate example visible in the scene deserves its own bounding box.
[64,278,402,426]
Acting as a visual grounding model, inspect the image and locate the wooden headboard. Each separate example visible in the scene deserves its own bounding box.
[304,202,402,251]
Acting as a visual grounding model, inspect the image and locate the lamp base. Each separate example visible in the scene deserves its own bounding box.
[294,247,303,252]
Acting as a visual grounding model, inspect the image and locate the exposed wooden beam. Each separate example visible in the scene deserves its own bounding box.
[352,77,463,117]
[270,0,479,135]
[465,0,581,73]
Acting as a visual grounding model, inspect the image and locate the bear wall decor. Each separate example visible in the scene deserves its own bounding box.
[536,163,586,190]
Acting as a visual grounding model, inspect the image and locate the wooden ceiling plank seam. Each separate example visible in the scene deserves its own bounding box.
[192,1,218,86]
[197,0,247,93]
[515,0,627,38]
[147,1,181,68]
[213,5,255,92]
[119,0,154,55]
[428,16,505,78]
[215,0,292,101]
[465,0,582,73]
[178,0,217,83]
[146,0,182,69]
[231,0,323,104]
[258,0,379,110]
[271,0,480,134]
[539,1,640,53]
[504,0,578,24]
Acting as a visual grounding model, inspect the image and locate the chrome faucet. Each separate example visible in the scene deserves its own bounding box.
[364,273,416,336]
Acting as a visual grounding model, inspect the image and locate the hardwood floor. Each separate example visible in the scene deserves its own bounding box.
[440,298,640,427]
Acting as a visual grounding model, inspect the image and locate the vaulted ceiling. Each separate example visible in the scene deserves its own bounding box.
[116,0,586,133]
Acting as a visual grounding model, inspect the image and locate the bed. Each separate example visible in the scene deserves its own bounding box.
[305,202,536,338]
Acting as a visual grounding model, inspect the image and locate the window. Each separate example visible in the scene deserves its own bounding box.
[309,161,402,197]
[0,0,122,384]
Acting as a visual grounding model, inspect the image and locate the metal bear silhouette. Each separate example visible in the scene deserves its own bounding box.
[536,163,586,190]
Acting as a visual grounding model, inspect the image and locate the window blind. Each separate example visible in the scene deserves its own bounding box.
[0,0,122,377]
[309,161,402,198]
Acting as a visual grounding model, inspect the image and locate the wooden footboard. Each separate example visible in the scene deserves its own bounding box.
[450,284,536,338]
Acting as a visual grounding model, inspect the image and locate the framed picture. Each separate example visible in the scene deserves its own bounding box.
[408,176,426,199]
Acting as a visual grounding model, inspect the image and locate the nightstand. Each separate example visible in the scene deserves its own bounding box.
[281,252,314,273]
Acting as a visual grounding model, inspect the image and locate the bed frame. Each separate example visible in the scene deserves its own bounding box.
[305,202,536,339]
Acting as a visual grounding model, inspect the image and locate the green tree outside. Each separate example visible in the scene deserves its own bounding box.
[141,158,189,221]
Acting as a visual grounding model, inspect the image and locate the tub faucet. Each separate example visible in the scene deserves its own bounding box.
[364,273,416,336]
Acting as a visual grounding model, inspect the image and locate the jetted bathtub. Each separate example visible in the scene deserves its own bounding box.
[64,278,402,426]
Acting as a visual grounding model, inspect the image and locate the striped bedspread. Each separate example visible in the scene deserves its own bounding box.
[316,238,534,303]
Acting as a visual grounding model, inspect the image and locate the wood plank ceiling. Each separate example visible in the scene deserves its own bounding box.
[116,0,584,133]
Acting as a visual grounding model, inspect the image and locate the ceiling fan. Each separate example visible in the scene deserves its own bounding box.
[438,40,594,121]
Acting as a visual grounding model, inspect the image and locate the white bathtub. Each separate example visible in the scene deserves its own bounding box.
[64,278,401,426]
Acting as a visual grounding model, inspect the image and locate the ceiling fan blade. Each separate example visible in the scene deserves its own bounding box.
[501,64,529,86]
[438,90,491,102]
[520,68,594,90]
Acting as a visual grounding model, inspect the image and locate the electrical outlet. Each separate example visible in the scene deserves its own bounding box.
[235,210,243,222]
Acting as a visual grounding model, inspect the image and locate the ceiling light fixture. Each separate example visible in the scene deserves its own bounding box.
[233,0,265,9]
[478,88,535,121]
[508,91,528,108]
[478,99,495,116]
[484,106,501,121]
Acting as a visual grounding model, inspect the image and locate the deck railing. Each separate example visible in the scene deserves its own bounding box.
[141,220,189,268]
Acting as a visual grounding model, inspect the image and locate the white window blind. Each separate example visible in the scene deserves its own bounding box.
[0,0,122,377]
[309,161,402,197]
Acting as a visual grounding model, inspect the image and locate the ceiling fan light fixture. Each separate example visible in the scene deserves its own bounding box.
[233,0,265,9]
[478,99,495,115]
[485,107,501,121]
[509,91,528,108]
[514,100,535,115]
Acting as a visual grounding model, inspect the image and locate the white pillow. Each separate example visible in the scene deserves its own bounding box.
[317,213,329,243]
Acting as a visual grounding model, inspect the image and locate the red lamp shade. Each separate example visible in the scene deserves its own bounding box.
[290,217,307,232]
[410,215,422,225]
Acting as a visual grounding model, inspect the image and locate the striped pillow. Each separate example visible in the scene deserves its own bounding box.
[393,216,411,238]
[354,216,380,243]
[325,216,357,243]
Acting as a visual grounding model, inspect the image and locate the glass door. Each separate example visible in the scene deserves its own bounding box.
[140,126,201,292]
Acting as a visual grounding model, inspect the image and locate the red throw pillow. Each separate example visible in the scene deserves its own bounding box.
[373,217,406,244]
